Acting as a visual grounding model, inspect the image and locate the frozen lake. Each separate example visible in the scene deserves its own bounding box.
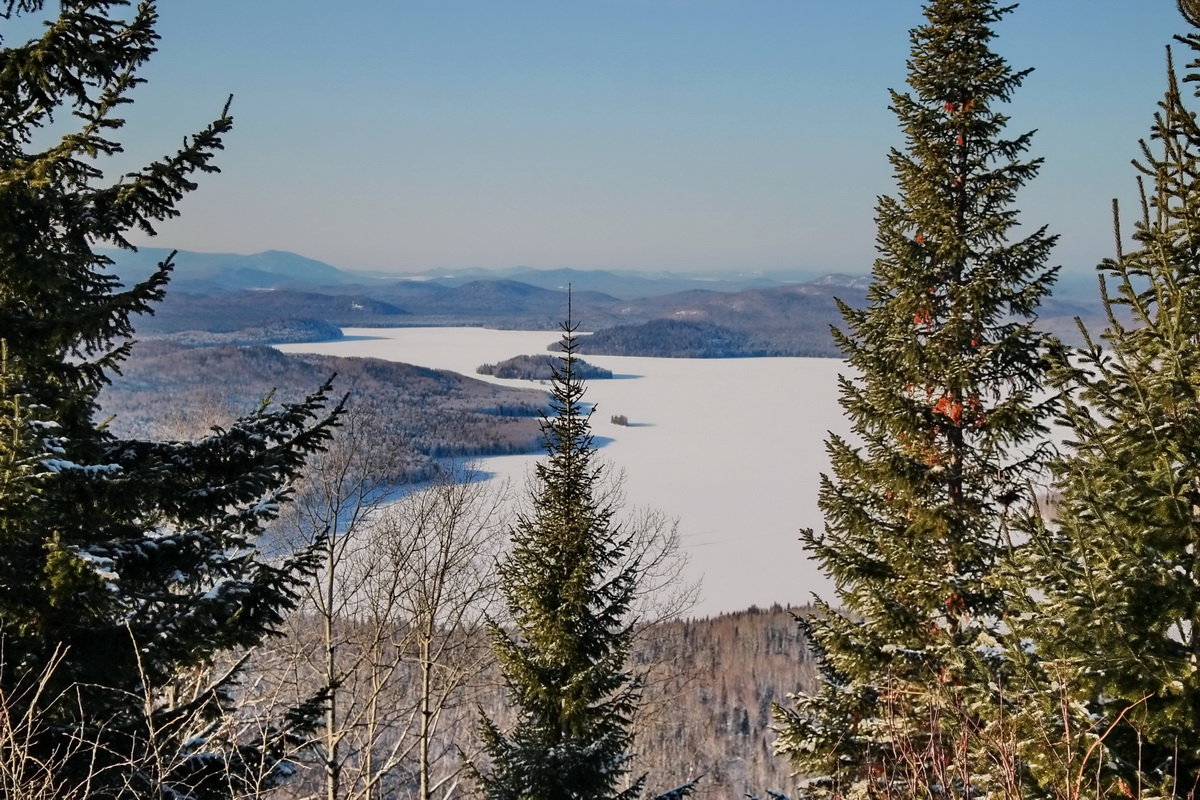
[277,327,850,617]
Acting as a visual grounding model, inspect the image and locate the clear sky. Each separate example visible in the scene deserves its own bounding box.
[91,1,1188,276]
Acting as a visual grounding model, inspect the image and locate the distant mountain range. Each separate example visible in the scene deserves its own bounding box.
[400,266,811,298]
[109,247,1108,357]
[105,248,821,298]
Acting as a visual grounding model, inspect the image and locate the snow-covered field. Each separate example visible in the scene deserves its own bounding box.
[277,327,850,616]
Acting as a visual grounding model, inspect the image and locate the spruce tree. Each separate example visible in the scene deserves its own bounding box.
[474,312,694,800]
[0,2,339,796]
[774,1,1057,796]
[1013,7,1200,794]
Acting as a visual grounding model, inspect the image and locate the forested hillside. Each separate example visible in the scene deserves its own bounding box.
[629,606,817,794]
[142,289,412,332]
[562,320,790,358]
[101,341,547,482]
[151,318,344,347]
[261,604,815,800]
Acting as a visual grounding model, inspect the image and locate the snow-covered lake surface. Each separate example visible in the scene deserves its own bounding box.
[277,327,850,617]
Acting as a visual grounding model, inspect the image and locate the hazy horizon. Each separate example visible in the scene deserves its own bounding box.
[76,1,1188,279]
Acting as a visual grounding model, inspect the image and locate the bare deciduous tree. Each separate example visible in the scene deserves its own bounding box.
[373,475,504,800]
[0,643,315,800]
[256,402,504,800]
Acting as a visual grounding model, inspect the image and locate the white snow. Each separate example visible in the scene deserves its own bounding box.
[75,550,119,588]
[277,327,850,617]
[42,459,123,475]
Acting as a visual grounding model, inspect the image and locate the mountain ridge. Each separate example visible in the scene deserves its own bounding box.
[110,246,1106,356]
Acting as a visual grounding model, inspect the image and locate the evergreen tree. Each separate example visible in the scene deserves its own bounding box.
[473,312,694,800]
[774,1,1057,796]
[0,2,339,796]
[1013,7,1200,794]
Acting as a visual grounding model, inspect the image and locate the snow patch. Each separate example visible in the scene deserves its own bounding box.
[42,459,123,475]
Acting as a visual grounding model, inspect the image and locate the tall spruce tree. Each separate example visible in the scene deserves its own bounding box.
[473,311,694,800]
[1013,6,1200,795]
[774,1,1057,796]
[0,2,339,797]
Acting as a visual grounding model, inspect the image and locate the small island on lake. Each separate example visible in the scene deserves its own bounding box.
[477,353,613,381]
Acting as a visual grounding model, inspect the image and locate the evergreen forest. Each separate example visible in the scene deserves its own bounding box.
[5,1,1200,799]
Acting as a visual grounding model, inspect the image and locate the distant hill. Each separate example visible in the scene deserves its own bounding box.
[808,272,872,290]
[139,290,409,333]
[563,320,786,358]
[374,279,619,323]
[100,342,547,483]
[417,266,803,299]
[104,247,363,292]
[148,318,344,347]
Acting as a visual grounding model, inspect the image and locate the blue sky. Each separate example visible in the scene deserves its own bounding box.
[96,1,1187,276]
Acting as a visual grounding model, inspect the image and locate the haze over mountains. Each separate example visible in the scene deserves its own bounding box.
[105,247,814,297]
[109,247,1106,357]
